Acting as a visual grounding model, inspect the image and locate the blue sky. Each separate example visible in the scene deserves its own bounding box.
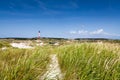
[0,0,120,39]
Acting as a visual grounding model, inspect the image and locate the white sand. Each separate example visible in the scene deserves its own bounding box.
[10,43,33,49]
[54,42,59,46]
[1,47,7,50]
[40,54,63,80]
[36,42,46,46]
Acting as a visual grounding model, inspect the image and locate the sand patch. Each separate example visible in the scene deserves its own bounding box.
[10,43,33,49]
[40,54,63,80]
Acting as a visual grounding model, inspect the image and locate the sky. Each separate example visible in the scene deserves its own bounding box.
[0,0,120,39]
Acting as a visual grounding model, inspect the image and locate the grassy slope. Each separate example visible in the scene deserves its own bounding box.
[0,46,51,80]
[0,41,11,48]
[57,43,120,80]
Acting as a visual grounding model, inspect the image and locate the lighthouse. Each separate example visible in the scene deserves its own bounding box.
[38,31,40,39]
[36,30,41,43]
[36,31,44,46]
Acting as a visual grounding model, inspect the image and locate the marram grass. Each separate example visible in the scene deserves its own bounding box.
[57,43,120,80]
[0,47,50,80]
[0,41,11,48]
[0,42,120,80]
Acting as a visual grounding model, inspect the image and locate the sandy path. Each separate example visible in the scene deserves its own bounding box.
[40,54,63,80]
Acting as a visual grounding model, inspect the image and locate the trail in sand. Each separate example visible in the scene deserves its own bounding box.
[40,54,63,80]
[10,42,62,80]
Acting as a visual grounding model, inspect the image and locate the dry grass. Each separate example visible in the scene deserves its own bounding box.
[0,47,50,80]
[57,43,120,80]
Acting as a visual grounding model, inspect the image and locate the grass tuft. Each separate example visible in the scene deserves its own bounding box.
[57,43,120,80]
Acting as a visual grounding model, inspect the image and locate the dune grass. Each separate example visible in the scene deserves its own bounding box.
[0,46,50,80]
[57,43,120,80]
[0,41,120,80]
[0,41,11,48]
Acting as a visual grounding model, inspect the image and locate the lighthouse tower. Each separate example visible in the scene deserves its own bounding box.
[36,31,41,43]
[38,31,40,39]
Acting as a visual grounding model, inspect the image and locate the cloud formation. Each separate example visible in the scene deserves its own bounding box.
[34,0,47,10]
[90,29,104,35]
[70,29,120,37]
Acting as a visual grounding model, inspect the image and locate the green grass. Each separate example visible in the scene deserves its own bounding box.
[0,46,51,80]
[57,43,120,80]
[0,40,120,80]
[0,41,11,48]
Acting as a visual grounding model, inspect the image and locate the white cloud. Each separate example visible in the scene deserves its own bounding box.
[78,30,88,34]
[35,0,47,10]
[90,29,104,35]
[69,29,120,37]
[69,31,77,34]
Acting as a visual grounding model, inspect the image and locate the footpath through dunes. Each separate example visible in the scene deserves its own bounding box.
[9,42,63,80]
[40,54,63,80]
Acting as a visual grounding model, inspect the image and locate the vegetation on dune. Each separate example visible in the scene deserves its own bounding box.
[57,43,120,80]
[0,41,11,48]
[0,39,120,80]
[0,47,50,80]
